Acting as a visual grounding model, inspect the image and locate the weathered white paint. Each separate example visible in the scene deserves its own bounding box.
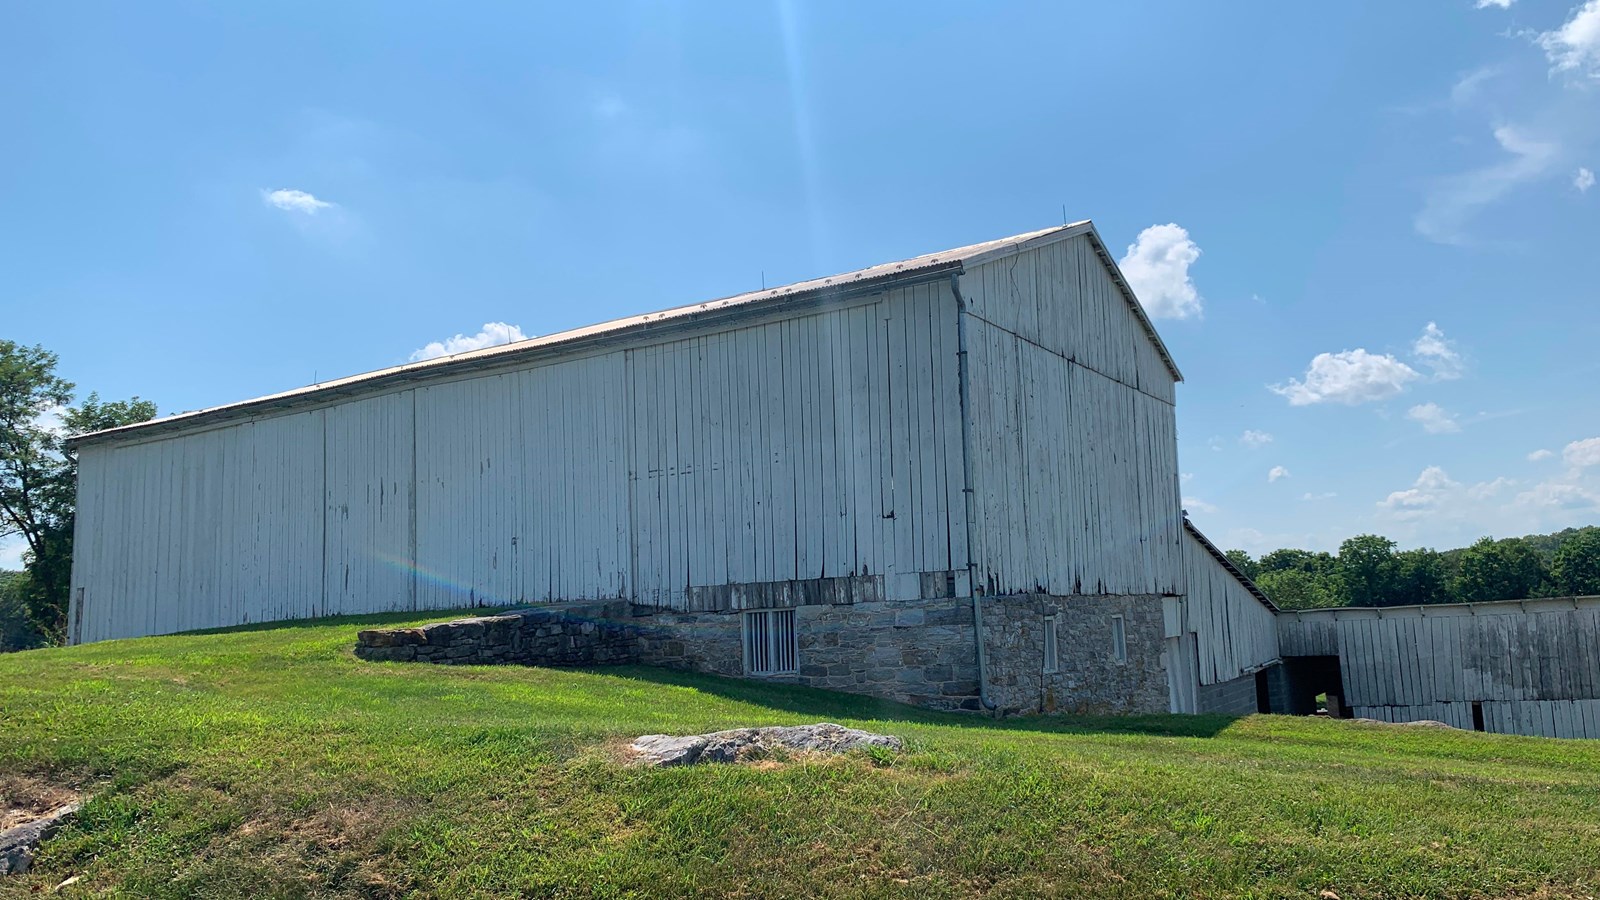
[69,284,970,642]
[962,234,1184,598]
[1181,527,1280,689]
[68,224,1197,650]
[1280,597,1600,739]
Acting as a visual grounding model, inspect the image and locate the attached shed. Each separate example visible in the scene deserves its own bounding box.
[1165,519,1282,715]
[69,221,1207,715]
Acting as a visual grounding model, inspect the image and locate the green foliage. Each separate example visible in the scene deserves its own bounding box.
[1336,534,1399,606]
[0,341,156,643]
[1,614,1598,897]
[1254,568,1343,610]
[1222,549,1257,579]
[1392,548,1451,606]
[1550,528,1600,596]
[0,568,45,652]
[1454,536,1548,603]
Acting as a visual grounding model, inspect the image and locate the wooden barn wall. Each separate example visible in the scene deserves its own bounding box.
[1181,531,1280,686]
[961,237,1183,598]
[1279,599,1600,739]
[68,284,967,642]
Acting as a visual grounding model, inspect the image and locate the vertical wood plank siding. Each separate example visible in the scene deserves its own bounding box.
[962,235,1182,598]
[69,285,969,641]
[1182,529,1280,686]
[1279,598,1600,738]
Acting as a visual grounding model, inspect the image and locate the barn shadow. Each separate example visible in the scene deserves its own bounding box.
[598,664,1241,739]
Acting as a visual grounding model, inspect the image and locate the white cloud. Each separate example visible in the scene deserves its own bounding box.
[410,322,530,362]
[262,188,333,215]
[1415,125,1561,244]
[1564,436,1600,468]
[1412,322,1466,380]
[1407,402,1462,434]
[1119,224,1203,320]
[1378,463,1600,545]
[1476,0,1514,7]
[1578,167,1597,192]
[1268,466,1291,483]
[1302,491,1338,501]
[1528,448,1554,461]
[1239,430,1274,449]
[1182,496,1219,515]
[1180,472,1195,485]
[1270,349,1420,406]
[1537,0,1600,79]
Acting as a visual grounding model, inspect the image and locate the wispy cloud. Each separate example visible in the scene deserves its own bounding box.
[1183,496,1219,514]
[1528,448,1554,461]
[410,322,530,362]
[1412,322,1466,380]
[1565,436,1600,468]
[1302,491,1338,501]
[1268,466,1291,483]
[1537,0,1600,79]
[1416,126,1561,244]
[1239,430,1274,449]
[262,188,333,215]
[1119,224,1203,320]
[1577,167,1597,192]
[1476,0,1515,8]
[1407,402,1463,434]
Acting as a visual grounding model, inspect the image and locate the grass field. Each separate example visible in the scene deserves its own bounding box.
[2,612,1598,899]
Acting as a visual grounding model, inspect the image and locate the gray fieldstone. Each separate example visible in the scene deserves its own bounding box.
[629,723,904,766]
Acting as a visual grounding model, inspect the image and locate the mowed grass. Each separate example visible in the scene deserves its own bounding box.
[1,614,1598,899]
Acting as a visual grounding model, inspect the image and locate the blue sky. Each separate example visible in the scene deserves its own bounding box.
[3,1,1598,569]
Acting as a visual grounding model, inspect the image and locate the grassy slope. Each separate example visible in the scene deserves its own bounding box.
[1,613,1598,899]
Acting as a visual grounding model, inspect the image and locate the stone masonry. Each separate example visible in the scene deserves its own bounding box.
[355,593,1174,716]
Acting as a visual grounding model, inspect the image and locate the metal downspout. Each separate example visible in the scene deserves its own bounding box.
[949,272,998,713]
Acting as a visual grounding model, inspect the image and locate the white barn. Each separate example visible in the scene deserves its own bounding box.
[68,222,1279,715]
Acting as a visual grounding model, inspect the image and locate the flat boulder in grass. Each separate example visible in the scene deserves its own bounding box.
[0,802,80,876]
[630,723,903,766]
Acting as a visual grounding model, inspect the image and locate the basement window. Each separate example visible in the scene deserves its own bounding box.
[1111,615,1128,663]
[1043,615,1060,674]
[742,609,798,676]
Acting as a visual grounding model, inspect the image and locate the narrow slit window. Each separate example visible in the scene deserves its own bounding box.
[1111,614,1127,663]
[743,609,798,675]
[1042,615,1059,674]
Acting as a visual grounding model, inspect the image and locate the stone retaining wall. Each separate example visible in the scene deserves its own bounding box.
[355,593,1174,716]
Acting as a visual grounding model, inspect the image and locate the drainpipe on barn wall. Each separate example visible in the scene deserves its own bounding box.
[948,272,998,713]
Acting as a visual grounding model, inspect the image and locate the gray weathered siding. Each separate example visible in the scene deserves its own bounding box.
[69,284,968,642]
[1182,528,1280,687]
[961,234,1183,599]
[1278,597,1600,739]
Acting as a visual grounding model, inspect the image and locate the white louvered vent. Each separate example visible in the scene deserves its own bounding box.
[1043,614,1059,674]
[743,609,798,675]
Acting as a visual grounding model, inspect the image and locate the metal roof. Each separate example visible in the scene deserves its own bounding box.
[71,220,1182,448]
[1183,517,1279,612]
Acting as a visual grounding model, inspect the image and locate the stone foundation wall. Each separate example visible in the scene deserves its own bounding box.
[639,598,983,711]
[982,594,1170,716]
[354,603,639,666]
[354,592,1175,717]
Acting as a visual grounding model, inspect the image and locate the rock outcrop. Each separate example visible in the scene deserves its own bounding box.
[629,723,903,766]
[0,802,80,876]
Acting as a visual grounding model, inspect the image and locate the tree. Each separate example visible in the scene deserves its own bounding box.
[1223,549,1258,580]
[1337,534,1400,606]
[0,341,155,642]
[1256,568,1343,610]
[1393,548,1451,606]
[0,569,44,652]
[1551,528,1600,596]
[1454,536,1547,603]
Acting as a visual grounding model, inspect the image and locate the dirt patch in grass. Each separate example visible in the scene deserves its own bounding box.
[0,774,83,831]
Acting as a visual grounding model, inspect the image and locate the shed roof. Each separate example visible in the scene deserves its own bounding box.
[1184,517,1279,612]
[71,220,1180,448]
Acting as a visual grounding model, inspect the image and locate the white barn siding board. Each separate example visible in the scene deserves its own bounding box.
[1179,529,1279,686]
[71,284,975,640]
[953,259,1184,598]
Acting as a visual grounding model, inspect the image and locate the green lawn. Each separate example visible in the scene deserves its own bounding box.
[1,613,1598,899]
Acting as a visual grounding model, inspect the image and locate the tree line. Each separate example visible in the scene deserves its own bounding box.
[1225,528,1600,611]
[1,340,154,650]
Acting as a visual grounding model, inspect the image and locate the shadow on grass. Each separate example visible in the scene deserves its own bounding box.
[590,664,1242,739]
